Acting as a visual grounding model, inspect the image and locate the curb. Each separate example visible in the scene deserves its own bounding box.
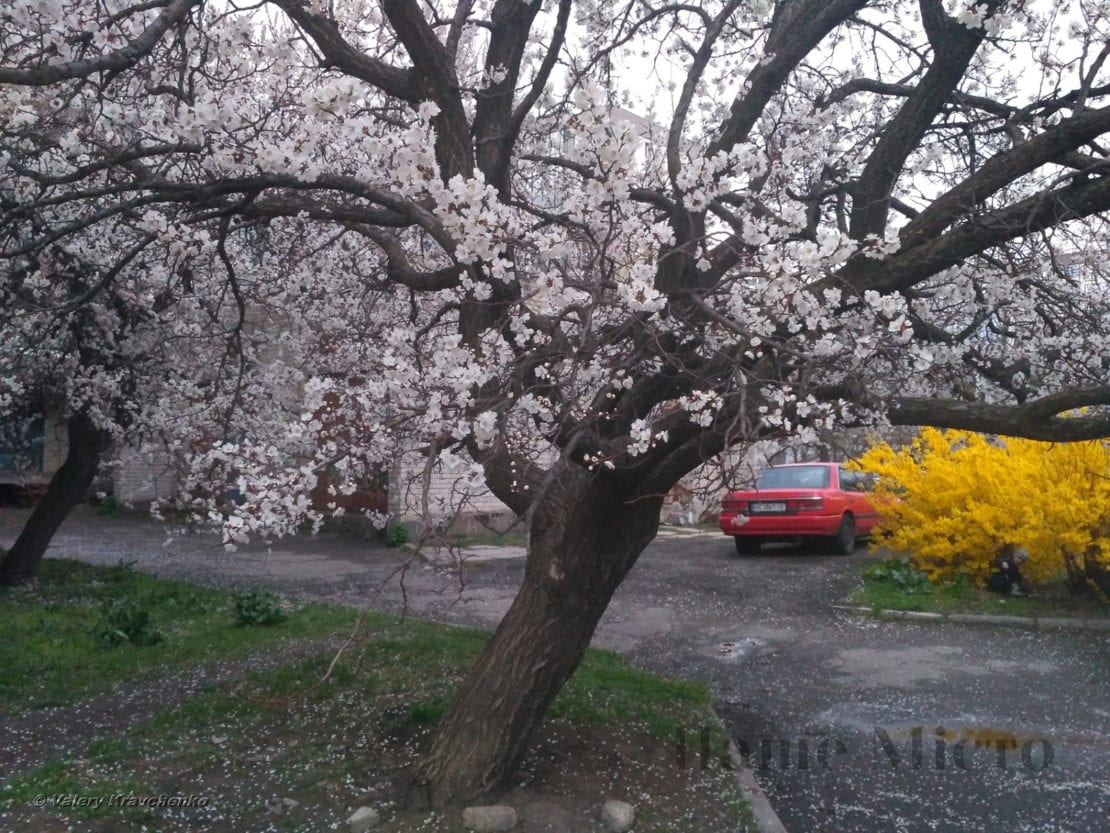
[830,604,1109,632]
[724,739,789,833]
[398,542,527,566]
[655,527,722,540]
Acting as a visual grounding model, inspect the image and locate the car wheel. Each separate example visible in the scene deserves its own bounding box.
[832,514,856,555]
[734,536,761,556]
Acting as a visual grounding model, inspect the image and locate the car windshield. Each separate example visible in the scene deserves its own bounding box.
[756,465,830,489]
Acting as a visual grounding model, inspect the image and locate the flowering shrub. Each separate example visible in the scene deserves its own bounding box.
[852,428,1110,592]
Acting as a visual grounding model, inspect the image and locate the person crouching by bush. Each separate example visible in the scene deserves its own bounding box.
[986,544,1031,597]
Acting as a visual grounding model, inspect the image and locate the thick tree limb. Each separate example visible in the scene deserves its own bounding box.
[898,105,1110,248]
[242,197,413,228]
[707,0,869,157]
[666,0,745,184]
[653,0,867,298]
[505,0,572,177]
[0,0,199,85]
[269,0,418,100]
[821,77,1015,119]
[849,0,1005,240]
[381,0,474,179]
[891,388,1110,441]
[473,0,545,193]
[463,438,542,516]
[848,174,1110,293]
[2,172,452,258]
[356,227,465,290]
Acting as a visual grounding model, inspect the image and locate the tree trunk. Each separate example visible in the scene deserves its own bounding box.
[1082,524,1110,600]
[412,465,663,807]
[0,413,110,586]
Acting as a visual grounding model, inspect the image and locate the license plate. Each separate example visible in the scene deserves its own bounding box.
[750,501,787,513]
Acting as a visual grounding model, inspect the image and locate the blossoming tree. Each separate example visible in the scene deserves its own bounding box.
[3,0,1109,805]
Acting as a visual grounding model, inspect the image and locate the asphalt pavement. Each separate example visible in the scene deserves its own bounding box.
[3,509,1108,833]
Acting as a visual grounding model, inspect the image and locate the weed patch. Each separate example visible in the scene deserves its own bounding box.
[0,559,355,710]
[232,589,288,627]
[853,555,1110,618]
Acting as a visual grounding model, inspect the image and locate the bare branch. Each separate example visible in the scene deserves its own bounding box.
[891,388,1110,441]
[899,105,1110,249]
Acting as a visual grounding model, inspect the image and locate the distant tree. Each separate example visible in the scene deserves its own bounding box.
[2,0,1109,806]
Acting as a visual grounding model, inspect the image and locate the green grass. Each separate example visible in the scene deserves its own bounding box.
[853,557,1110,618]
[2,562,747,830]
[0,558,357,711]
[4,612,727,803]
[449,528,529,548]
[0,760,155,819]
[2,560,717,734]
[82,626,717,795]
[552,646,715,738]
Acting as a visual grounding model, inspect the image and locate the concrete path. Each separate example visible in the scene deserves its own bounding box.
[3,509,1108,833]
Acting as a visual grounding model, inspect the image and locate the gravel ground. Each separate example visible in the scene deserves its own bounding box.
[3,508,1108,833]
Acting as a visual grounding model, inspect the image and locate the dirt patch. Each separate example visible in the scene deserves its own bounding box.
[2,616,751,833]
[3,703,749,833]
[0,637,341,782]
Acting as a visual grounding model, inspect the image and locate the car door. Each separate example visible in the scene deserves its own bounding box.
[837,467,874,532]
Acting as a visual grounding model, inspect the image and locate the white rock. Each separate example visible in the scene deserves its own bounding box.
[601,799,636,832]
[282,797,300,809]
[348,806,381,832]
[462,804,518,832]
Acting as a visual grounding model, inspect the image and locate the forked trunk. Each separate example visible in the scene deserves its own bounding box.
[412,466,662,807]
[0,413,111,586]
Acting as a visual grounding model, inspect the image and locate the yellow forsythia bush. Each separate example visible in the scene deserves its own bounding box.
[852,427,1110,590]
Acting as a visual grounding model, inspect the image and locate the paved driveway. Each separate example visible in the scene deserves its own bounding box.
[4,510,1108,832]
[625,542,1110,833]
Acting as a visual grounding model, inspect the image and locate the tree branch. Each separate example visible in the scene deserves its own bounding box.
[849,0,1004,240]
[505,0,572,182]
[666,0,744,184]
[853,174,1110,293]
[707,0,868,157]
[473,0,545,194]
[891,388,1110,441]
[0,0,199,85]
[269,0,418,100]
[898,105,1110,249]
[381,0,474,179]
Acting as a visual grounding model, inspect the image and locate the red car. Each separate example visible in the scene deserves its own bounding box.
[719,463,880,555]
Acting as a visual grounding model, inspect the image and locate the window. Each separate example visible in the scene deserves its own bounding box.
[757,465,830,489]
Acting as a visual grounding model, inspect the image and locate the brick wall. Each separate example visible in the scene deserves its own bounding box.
[388,449,514,532]
[112,444,178,504]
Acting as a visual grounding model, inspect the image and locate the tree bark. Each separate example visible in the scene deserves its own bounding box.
[412,464,663,807]
[0,413,111,586]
